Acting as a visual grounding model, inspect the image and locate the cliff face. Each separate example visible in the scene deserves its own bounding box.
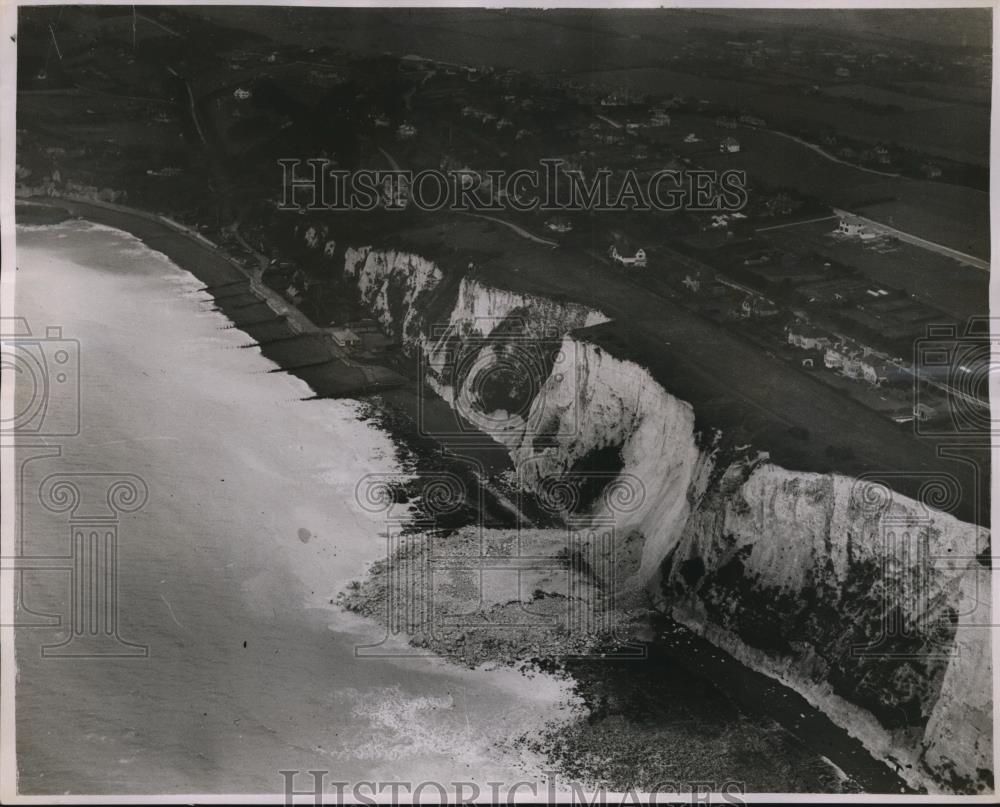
[344,246,444,342]
[663,464,991,792]
[341,246,992,794]
[493,336,711,587]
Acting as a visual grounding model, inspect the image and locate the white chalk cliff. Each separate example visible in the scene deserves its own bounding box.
[341,245,992,794]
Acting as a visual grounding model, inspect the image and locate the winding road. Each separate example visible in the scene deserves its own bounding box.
[767,129,901,179]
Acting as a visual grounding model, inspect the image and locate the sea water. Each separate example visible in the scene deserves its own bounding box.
[12,221,580,795]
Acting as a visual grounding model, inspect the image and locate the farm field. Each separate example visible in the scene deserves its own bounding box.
[582,66,989,166]
[817,82,957,111]
[184,7,989,168]
[654,116,990,260]
[761,220,989,324]
[184,6,690,75]
[890,80,990,105]
[17,91,182,151]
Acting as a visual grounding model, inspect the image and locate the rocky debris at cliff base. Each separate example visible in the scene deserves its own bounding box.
[338,525,650,668]
[509,651,857,794]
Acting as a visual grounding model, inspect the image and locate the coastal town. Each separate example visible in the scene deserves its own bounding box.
[15,6,989,441]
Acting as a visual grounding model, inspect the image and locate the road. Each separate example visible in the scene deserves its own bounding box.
[768,130,902,178]
[137,11,180,37]
[378,145,401,173]
[832,207,990,271]
[463,212,558,248]
[166,67,207,146]
[594,112,623,130]
[755,214,838,233]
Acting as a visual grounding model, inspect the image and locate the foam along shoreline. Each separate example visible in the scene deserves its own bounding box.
[13,217,590,792]
[16,196,405,398]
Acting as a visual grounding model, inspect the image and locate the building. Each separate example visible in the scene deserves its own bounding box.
[921,162,942,179]
[835,66,851,78]
[824,347,886,386]
[545,217,573,234]
[381,175,410,208]
[683,133,700,143]
[609,245,647,268]
[396,123,418,140]
[836,218,865,237]
[787,324,834,352]
[715,116,738,129]
[329,326,361,351]
[720,137,741,154]
[740,295,778,318]
[233,88,252,101]
[739,114,766,128]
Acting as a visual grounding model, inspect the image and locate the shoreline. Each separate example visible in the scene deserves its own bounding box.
[15,195,916,795]
[12,226,580,792]
[16,195,406,398]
